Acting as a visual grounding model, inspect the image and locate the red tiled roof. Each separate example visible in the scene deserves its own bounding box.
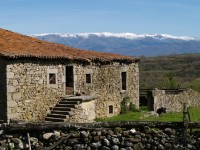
[0,28,138,63]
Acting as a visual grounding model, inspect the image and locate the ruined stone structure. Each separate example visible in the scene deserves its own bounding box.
[152,89,200,112]
[0,28,139,122]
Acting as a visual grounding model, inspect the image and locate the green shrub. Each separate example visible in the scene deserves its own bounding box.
[129,102,137,112]
[189,78,200,92]
[120,96,130,114]
[120,96,138,114]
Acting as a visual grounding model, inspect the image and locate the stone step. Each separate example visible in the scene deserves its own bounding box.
[47,114,69,119]
[54,106,76,111]
[45,96,89,122]
[55,104,77,108]
[45,117,65,122]
[51,110,73,116]
[55,105,74,110]
[59,101,80,105]
[65,99,82,102]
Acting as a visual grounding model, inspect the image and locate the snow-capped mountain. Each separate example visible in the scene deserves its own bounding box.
[32,32,200,56]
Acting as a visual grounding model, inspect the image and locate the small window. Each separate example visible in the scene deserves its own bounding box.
[49,73,56,84]
[86,74,92,83]
[121,72,127,90]
[109,105,114,114]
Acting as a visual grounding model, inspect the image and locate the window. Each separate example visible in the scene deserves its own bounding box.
[86,74,92,83]
[47,68,58,87]
[109,105,114,114]
[49,73,56,84]
[121,72,127,90]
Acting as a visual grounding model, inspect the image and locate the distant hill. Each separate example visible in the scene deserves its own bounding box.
[139,54,200,91]
[32,32,200,56]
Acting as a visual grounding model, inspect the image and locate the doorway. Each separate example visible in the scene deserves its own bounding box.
[65,66,74,95]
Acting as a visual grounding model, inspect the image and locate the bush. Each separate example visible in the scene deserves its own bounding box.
[189,78,200,92]
[129,102,137,112]
[120,96,130,114]
[120,96,138,114]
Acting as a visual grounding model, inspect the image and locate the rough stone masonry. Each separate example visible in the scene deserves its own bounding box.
[3,58,139,122]
[0,122,200,150]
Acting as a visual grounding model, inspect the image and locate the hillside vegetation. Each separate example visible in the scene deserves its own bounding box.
[139,53,200,92]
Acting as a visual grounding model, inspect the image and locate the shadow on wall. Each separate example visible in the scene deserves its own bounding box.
[139,89,154,111]
[0,57,7,121]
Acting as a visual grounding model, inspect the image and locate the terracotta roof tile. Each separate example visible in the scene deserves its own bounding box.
[0,28,138,63]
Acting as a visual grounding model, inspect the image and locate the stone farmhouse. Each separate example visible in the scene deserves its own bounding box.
[0,29,139,123]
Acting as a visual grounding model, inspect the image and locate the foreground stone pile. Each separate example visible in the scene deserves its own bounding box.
[0,125,200,150]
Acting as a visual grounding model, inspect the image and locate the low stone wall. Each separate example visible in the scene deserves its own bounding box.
[68,100,96,123]
[153,89,200,112]
[0,122,200,150]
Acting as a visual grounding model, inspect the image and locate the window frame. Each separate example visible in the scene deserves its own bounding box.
[108,105,114,114]
[47,68,58,88]
[121,71,127,91]
[86,73,92,84]
[49,73,56,84]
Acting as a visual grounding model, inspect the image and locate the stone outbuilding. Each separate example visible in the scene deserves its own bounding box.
[0,28,139,123]
[140,88,200,113]
[152,88,200,112]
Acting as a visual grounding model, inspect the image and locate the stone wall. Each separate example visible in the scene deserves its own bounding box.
[74,63,139,118]
[153,89,200,112]
[6,61,65,122]
[0,122,199,150]
[3,58,139,122]
[68,100,96,123]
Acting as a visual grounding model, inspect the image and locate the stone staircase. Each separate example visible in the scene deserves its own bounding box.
[45,97,82,122]
[45,95,98,122]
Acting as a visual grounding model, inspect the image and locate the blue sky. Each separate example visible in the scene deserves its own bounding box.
[0,0,200,37]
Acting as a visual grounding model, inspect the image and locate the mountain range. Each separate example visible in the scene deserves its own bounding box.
[32,33,200,56]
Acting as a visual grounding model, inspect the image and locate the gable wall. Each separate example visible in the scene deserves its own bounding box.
[6,61,65,121]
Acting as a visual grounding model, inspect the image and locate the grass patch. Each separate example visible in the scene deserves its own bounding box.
[141,112,183,122]
[96,107,200,122]
[140,105,148,111]
[188,107,200,122]
[96,111,183,122]
[95,111,146,122]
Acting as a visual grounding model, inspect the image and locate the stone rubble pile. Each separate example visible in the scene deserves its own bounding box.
[0,126,200,150]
